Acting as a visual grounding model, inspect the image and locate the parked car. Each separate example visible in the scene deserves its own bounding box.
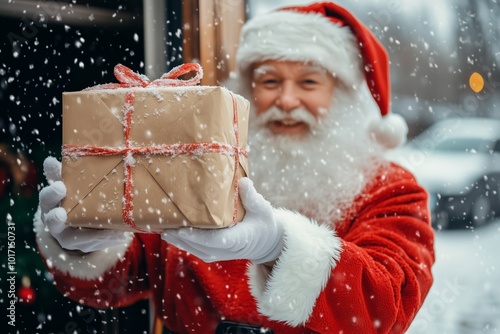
[387,117,500,229]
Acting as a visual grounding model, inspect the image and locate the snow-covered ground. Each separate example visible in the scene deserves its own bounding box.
[407,220,500,333]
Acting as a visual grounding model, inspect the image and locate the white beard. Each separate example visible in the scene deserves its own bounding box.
[248,84,387,225]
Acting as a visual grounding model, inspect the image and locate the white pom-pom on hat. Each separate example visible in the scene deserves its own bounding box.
[368,113,408,149]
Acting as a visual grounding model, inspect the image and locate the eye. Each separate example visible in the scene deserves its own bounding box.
[301,78,320,88]
[263,79,278,85]
[303,79,318,85]
[259,78,280,88]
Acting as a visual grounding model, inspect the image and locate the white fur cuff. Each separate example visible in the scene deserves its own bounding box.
[34,208,132,280]
[247,208,342,326]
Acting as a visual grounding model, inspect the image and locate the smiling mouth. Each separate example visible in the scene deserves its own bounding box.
[268,118,309,135]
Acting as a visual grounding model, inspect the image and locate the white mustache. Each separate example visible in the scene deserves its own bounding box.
[256,106,318,128]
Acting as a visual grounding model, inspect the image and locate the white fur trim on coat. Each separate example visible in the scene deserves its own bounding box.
[33,208,132,280]
[236,10,363,88]
[247,208,342,326]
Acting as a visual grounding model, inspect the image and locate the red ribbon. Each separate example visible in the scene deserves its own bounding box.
[64,63,246,232]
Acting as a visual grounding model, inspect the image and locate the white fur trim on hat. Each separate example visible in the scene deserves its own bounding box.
[247,208,342,326]
[236,10,363,87]
[369,113,408,149]
[34,208,133,280]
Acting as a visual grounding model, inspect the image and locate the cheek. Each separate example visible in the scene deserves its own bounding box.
[306,91,333,117]
[252,90,275,114]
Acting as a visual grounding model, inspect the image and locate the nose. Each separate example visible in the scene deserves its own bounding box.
[275,82,301,112]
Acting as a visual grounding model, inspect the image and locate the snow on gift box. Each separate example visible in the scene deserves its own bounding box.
[60,63,249,232]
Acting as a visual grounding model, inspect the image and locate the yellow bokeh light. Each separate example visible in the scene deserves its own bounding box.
[469,72,484,93]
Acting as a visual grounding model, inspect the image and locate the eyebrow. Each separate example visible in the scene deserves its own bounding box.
[253,65,276,79]
[303,65,328,76]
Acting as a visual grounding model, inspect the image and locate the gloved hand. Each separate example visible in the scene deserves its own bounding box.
[161,178,284,264]
[39,157,130,253]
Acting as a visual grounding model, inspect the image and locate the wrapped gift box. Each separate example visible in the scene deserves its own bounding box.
[61,64,249,232]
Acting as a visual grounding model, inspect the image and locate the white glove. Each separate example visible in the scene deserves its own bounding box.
[39,157,129,253]
[161,178,284,264]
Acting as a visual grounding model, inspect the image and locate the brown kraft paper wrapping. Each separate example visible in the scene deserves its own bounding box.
[61,86,249,232]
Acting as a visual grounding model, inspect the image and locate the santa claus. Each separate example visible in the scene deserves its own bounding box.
[35,2,434,333]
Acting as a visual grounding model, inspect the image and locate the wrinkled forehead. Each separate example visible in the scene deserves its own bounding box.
[252,62,328,79]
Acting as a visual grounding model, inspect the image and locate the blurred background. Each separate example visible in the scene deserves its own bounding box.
[1,0,499,333]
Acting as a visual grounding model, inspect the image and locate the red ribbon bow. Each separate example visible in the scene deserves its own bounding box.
[85,62,204,90]
[64,63,245,232]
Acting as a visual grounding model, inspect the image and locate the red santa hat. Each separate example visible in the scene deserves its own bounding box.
[235,2,407,148]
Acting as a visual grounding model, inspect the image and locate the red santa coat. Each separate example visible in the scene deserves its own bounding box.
[35,163,434,333]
